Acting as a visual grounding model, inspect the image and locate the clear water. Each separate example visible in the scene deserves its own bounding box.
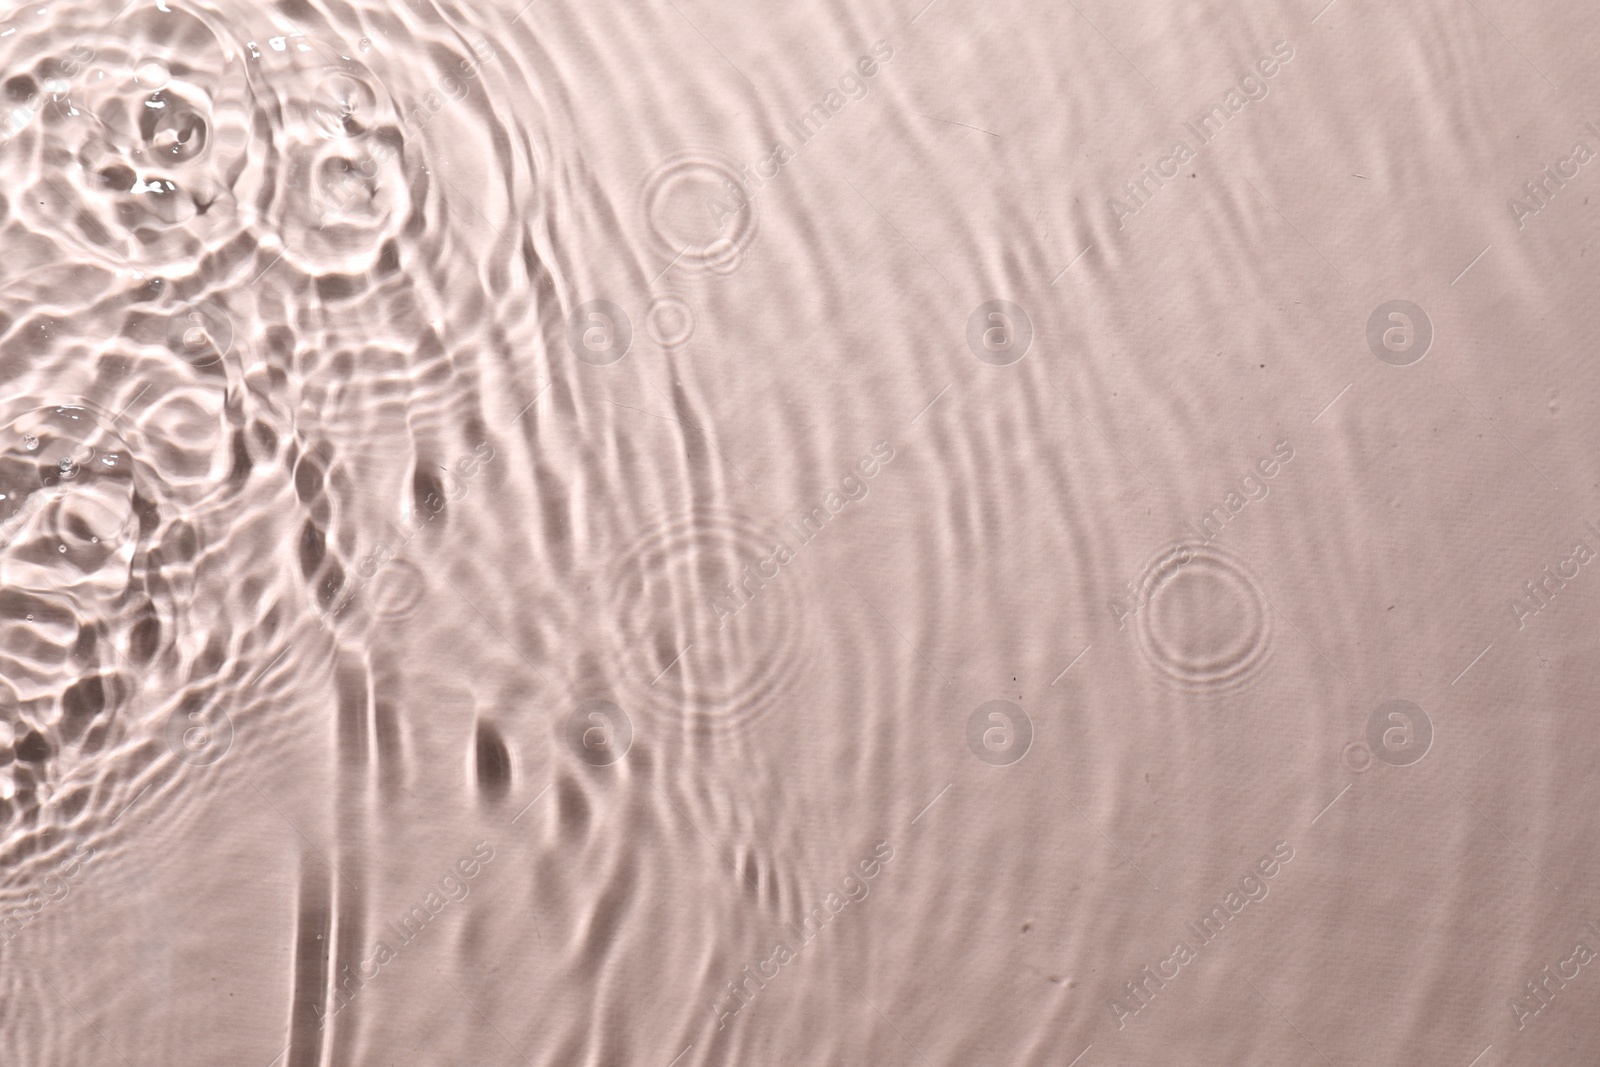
[2,0,1599,1064]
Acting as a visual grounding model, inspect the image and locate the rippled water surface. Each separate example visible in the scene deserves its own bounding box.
[4,0,1600,1063]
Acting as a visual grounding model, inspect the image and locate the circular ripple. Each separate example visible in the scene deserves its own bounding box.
[269,56,413,274]
[608,512,808,732]
[641,153,758,274]
[0,404,138,590]
[1132,542,1272,690]
[646,296,695,349]
[0,2,260,273]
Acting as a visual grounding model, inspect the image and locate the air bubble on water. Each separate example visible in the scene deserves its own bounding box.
[57,456,77,480]
[22,434,38,451]
[101,454,116,468]
[358,37,372,52]
[58,544,66,553]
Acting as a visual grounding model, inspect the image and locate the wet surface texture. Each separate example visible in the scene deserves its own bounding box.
[2,0,1600,1064]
